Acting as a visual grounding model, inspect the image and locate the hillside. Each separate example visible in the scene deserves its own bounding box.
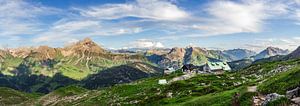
[286,46,300,60]
[0,38,299,105]
[0,38,162,93]
[0,87,40,105]
[1,57,300,105]
[223,49,256,61]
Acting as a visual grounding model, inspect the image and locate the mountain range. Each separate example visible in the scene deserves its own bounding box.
[2,48,300,105]
[252,47,289,60]
[1,38,300,105]
[0,38,162,93]
[0,38,298,94]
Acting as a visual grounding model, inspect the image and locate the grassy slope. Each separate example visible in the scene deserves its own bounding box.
[2,59,300,105]
[177,87,245,106]
[0,87,41,105]
[258,63,300,94]
[35,71,256,106]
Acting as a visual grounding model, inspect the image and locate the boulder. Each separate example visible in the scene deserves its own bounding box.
[262,93,285,106]
[286,87,300,99]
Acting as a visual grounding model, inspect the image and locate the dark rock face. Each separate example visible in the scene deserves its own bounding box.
[286,87,300,99]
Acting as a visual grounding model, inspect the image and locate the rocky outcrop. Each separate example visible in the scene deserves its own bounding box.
[286,87,300,99]
[8,47,33,58]
[261,93,285,106]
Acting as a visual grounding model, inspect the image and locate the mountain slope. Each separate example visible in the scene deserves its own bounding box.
[285,46,300,60]
[0,38,162,93]
[223,49,256,61]
[2,57,300,105]
[253,47,289,60]
[83,62,162,89]
[0,87,39,105]
[148,47,232,69]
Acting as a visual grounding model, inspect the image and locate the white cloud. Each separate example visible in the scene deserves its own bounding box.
[0,0,61,37]
[244,37,300,52]
[33,20,143,43]
[74,0,189,21]
[191,0,288,36]
[127,39,165,48]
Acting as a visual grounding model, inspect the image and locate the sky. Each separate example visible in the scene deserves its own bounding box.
[1,0,300,52]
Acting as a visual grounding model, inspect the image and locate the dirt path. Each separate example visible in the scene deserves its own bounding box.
[247,86,257,92]
[247,86,266,106]
[169,73,196,83]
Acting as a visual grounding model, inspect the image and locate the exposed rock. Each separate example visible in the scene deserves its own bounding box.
[267,65,295,76]
[291,97,300,105]
[253,47,289,60]
[286,87,300,99]
[62,37,107,57]
[8,47,33,58]
[167,92,173,98]
[262,93,285,106]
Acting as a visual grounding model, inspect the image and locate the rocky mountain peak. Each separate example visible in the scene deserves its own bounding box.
[62,38,106,57]
[166,47,186,60]
[265,46,289,55]
[169,47,185,53]
[8,47,33,58]
[82,37,92,43]
[253,46,289,60]
[76,37,98,48]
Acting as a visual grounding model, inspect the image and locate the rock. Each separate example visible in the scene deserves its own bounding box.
[286,87,300,99]
[253,96,265,106]
[167,92,173,98]
[262,93,285,106]
[291,97,300,105]
[233,82,241,86]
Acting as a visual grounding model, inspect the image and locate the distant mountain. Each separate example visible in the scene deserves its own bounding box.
[0,38,162,93]
[285,46,300,60]
[61,38,107,57]
[223,49,256,61]
[252,47,289,60]
[147,47,233,69]
[228,58,254,70]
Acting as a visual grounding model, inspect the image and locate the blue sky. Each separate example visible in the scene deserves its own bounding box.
[1,0,300,52]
